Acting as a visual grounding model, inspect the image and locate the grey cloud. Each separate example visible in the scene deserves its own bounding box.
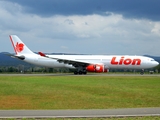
[6,0,160,21]
[64,19,74,25]
[1,1,160,55]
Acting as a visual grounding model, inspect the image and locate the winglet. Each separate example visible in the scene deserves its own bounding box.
[38,52,46,57]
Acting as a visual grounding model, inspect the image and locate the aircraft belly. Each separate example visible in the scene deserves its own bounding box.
[37,58,63,68]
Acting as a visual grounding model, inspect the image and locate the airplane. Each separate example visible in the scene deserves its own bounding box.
[9,35,159,75]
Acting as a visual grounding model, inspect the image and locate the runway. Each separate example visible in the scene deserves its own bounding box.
[0,108,160,118]
[0,73,160,76]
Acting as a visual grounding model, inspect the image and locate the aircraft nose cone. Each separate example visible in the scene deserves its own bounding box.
[155,61,159,66]
[154,61,159,67]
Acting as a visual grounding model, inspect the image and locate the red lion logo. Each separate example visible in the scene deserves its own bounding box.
[15,42,24,52]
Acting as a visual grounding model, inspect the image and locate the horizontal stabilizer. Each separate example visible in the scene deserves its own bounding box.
[2,52,25,60]
[12,55,25,60]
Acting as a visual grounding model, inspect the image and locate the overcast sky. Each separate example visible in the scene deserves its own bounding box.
[1,0,160,55]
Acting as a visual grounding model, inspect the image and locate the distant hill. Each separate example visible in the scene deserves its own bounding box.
[0,52,34,67]
[144,55,160,63]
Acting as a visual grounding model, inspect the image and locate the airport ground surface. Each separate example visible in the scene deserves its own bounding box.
[0,73,160,76]
[0,108,160,118]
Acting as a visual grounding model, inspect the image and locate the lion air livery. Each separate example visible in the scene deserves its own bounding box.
[9,35,159,74]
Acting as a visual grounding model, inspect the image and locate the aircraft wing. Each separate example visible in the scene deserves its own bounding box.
[38,52,93,67]
[55,58,90,67]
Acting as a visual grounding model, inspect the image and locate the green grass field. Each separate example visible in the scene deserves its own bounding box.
[0,76,159,109]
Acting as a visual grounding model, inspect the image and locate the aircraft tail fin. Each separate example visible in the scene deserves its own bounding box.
[9,35,34,55]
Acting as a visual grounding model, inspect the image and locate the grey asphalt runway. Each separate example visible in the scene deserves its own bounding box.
[0,73,160,76]
[0,108,160,118]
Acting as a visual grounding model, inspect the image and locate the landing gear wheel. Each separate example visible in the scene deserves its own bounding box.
[74,70,87,75]
[83,71,87,74]
[140,69,144,75]
[78,71,82,75]
[74,71,78,75]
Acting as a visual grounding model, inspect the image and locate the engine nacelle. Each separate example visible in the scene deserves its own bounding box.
[86,64,109,73]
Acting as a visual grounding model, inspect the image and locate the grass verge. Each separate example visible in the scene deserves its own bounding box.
[0,76,159,109]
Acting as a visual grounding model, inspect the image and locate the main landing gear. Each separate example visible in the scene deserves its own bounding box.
[74,67,87,75]
[74,70,87,75]
[74,66,87,75]
[140,69,144,75]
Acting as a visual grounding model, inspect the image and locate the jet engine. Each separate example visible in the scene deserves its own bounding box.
[86,64,108,73]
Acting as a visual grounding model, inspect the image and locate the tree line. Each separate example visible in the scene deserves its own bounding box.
[0,64,160,73]
[0,65,74,73]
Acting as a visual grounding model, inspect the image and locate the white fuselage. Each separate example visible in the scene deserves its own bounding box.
[23,54,159,70]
